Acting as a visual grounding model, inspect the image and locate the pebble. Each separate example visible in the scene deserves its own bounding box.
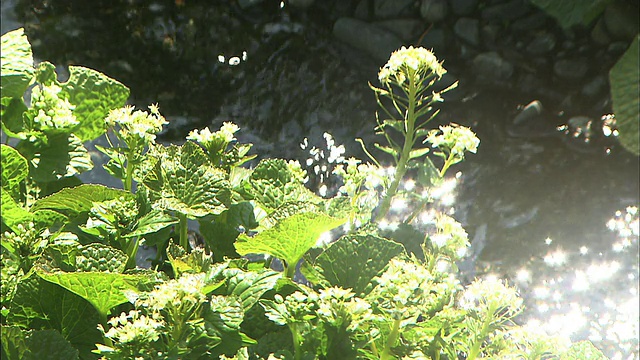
[374,18,424,42]
[454,17,480,46]
[420,0,448,23]
[450,0,478,16]
[333,17,403,63]
[481,0,531,22]
[526,31,556,54]
[374,0,415,19]
[553,58,589,80]
[418,27,447,53]
[472,51,514,82]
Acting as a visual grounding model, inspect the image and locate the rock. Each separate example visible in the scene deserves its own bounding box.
[481,0,531,22]
[590,18,611,46]
[454,17,480,46]
[603,1,640,41]
[513,100,544,125]
[418,27,447,53]
[333,17,404,63]
[288,0,314,9]
[553,58,588,80]
[450,0,478,16]
[354,0,372,20]
[472,51,514,82]
[581,75,607,98]
[374,0,415,19]
[237,0,264,9]
[526,31,556,54]
[420,0,448,23]
[375,18,424,42]
[510,12,549,32]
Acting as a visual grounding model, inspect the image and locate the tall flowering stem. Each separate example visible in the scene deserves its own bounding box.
[369,47,455,223]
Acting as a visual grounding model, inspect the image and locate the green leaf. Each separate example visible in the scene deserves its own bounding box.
[303,234,404,296]
[373,143,399,157]
[61,66,130,141]
[235,212,345,276]
[143,142,231,218]
[408,147,430,160]
[1,96,28,136]
[242,159,323,214]
[36,270,143,319]
[199,202,258,262]
[1,144,28,193]
[1,28,34,99]
[124,209,178,238]
[529,0,611,29]
[17,133,92,183]
[24,329,79,360]
[610,35,640,156]
[7,275,103,359]
[74,243,128,273]
[1,188,33,231]
[220,268,282,311]
[1,325,27,360]
[31,184,132,220]
[167,241,213,277]
[562,340,607,359]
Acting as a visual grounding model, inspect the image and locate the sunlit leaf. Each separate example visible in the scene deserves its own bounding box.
[610,35,640,156]
[0,28,34,99]
[24,329,79,360]
[31,184,132,219]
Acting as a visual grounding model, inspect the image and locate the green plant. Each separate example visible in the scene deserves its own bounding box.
[1,28,608,359]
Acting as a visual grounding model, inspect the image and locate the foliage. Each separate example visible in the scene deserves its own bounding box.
[0,30,609,360]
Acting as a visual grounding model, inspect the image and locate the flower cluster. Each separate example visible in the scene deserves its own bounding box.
[378,46,446,85]
[30,84,78,131]
[187,122,238,151]
[316,287,372,331]
[101,309,164,345]
[459,276,523,318]
[333,157,387,224]
[426,124,480,159]
[105,104,167,144]
[138,273,206,313]
[428,213,470,261]
[367,258,455,321]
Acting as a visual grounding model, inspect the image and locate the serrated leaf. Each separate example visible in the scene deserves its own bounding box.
[530,0,611,29]
[304,234,404,296]
[74,243,128,273]
[242,159,322,214]
[36,270,143,319]
[199,202,258,262]
[124,209,178,238]
[143,142,231,218]
[17,133,92,183]
[610,35,640,156]
[31,184,132,219]
[207,295,244,332]
[235,212,345,277]
[562,340,607,359]
[24,329,79,360]
[61,66,129,141]
[8,275,103,359]
[1,188,33,231]
[221,268,282,311]
[167,241,213,277]
[1,28,34,99]
[1,325,27,360]
[1,144,28,192]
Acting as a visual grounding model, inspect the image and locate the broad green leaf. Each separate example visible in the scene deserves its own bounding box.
[123,209,178,238]
[1,96,28,136]
[220,268,282,311]
[1,144,28,192]
[17,133,92,183]
[205,295,256,358]
[235,212,345,276]
[24,329,79,360]
[8,275,103,359]
[61,66,129,141]
[562,340,607,359]
[1,188,33,231]
[529,0,611,29]
[36,270,143,319]
[199,202,257,262]
[242,159,323,214]
[31,184,132,219]
[1,325,27,360]
[143,142,231,218]
[74,243,128,273]
[304,234,404,296]
[610,35,640,156]
[1,28,34,99]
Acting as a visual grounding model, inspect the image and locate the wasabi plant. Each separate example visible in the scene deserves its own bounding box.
[1,29,609,360]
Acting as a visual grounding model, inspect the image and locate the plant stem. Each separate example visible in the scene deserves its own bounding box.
[379,318,401,360]
[289,323,303,360]
[124,149,135,192]
[467,305,496,360]
[178,213,189,251]
[124,237,139,269]
[375,77,418,223]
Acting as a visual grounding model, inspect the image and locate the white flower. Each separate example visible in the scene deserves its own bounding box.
[106,105,167,144]
[103,310,164,344]
[31,84,78,130]
[426,124,480,157]
[459,276,523,317]
[378,46,446,84]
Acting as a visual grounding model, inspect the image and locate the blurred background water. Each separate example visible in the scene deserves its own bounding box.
[2,0,638,358]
